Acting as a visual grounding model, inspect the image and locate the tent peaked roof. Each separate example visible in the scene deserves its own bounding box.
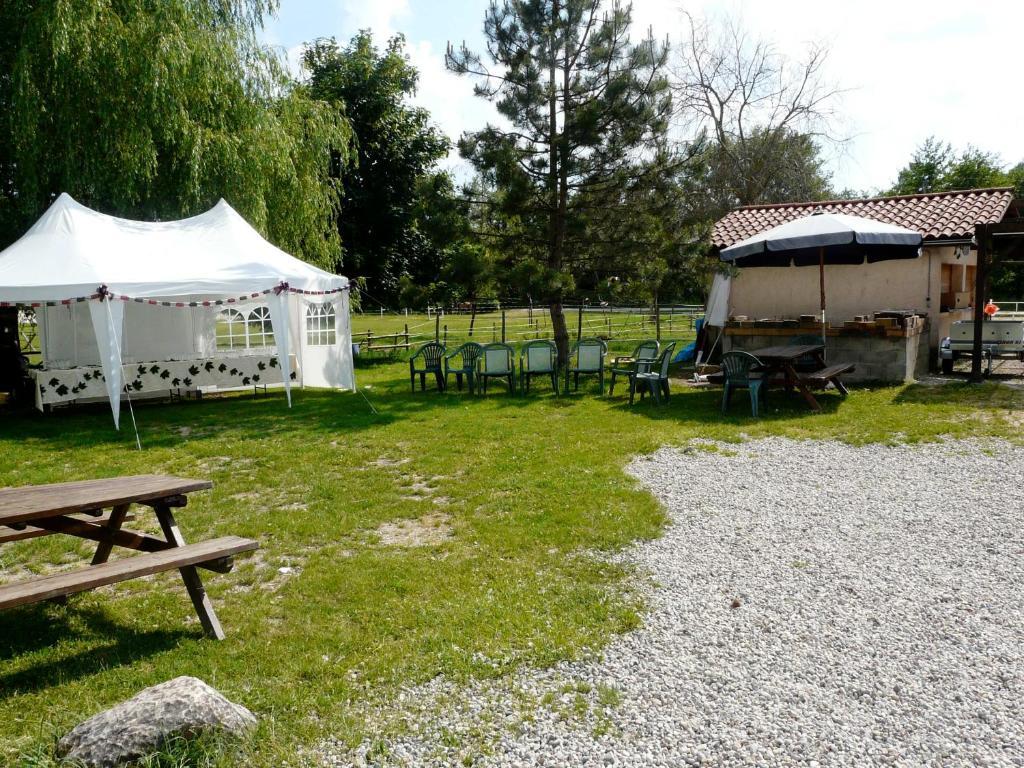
[0,193,346,302]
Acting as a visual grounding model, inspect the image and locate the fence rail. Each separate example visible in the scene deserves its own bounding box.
[353,305,704,356]
[352,328,411,355]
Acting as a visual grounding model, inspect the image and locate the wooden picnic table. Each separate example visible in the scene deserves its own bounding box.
[0,475,257,640]
[749,344,853,412]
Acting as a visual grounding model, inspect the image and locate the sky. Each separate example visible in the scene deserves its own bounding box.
[263,0,1024,195]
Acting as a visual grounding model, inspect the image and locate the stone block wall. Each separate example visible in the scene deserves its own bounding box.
[723,329,929,384]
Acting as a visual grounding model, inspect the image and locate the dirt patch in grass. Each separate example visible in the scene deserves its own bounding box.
[370,456,410,468]
[376,513,453,547]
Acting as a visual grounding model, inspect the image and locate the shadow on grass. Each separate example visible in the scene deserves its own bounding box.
[606,381,848,423]
[0,603,189,695]
[0,371,861,455]
[893,379,1024,410]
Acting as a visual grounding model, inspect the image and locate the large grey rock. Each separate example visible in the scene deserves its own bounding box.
[57,676,256,767]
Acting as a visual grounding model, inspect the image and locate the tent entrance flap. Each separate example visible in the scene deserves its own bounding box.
[87,298,125,429]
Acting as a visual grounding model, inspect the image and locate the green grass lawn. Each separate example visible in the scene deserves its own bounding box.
[2,360,1023,765]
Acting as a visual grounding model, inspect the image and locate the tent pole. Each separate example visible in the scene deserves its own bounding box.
[819,246,826,360]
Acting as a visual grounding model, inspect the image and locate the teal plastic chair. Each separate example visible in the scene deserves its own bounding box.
[477,342,516,394]
[630,341,676,405]
[444,342,484,393]
[409,341,446,392]
[609,339,659,396]
[721,350,766,417]
[520,339,558,394]
[566,338,607,394]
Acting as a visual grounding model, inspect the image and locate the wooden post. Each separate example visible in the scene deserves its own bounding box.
[819,245,827,357]
[435,313,440,342]
[971,225,989,382]
[654,291,661,342]
[577,304,583,341]
[154,502,224,640]
[404,323,409,351]
[444,325,448,346]
[492,321,496,342]
[501,309,506,342]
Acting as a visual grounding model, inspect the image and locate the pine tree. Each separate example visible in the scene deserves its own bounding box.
[447,0,675,363]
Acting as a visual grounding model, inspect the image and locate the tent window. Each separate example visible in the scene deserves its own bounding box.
[247,306,275,348]
[306,303,336,346]
[216,308,248,350]
[216,305,273,350]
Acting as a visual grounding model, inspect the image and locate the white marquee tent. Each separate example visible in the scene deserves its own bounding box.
[0,193,354,429]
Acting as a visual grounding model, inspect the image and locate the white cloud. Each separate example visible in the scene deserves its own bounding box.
[303,0,1024,194]
[339,0,411,38]
[405,39,502,177]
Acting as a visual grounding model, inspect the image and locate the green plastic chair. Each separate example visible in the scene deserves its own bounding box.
[409,341,446,392]
[566,338,607,394]
[444,342,484,393]
[520,339,558,394]
[721,350,766,417]
[609,339,659,396]
[630,342,676,405]
[477,342,516,394]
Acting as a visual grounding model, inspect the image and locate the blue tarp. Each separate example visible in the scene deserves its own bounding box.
[673,318,703,363]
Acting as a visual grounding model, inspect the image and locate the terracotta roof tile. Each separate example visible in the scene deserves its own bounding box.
[711,188,1016,250]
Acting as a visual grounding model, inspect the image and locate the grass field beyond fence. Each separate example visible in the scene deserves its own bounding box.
[2,359,1023,765]
[351,307,702,358]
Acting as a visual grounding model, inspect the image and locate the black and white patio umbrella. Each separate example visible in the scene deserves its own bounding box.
[719,211,923,349]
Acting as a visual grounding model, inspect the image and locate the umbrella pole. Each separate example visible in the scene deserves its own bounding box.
[819,246,826,360]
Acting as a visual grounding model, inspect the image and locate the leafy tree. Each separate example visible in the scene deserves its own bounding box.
[447,0,678,362]
[0,0,349,267]
[889,137,1018,196]
[889,137,952,194]
[305,32,451,300]
[1006,162,1024,200]
[941,147,1007,191]
[689,128,832,219]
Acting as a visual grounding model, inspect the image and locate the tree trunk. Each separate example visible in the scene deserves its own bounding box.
[548,0,569,365]
[468,301,476,337]
[550,301,569,364]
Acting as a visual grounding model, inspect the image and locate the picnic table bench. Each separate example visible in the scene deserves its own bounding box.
[799,362,855,395]
[0,475,257,640]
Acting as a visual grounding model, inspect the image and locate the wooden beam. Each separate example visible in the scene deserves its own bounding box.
[971,224,990,382]
[28,516,233,573]
[0,512,135,544]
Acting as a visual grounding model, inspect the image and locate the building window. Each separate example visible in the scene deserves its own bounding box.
[306,303,336,346]
[216,305,274,350]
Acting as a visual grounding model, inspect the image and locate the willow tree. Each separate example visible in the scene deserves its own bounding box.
[0,0,350,268]
[447,0,675,363]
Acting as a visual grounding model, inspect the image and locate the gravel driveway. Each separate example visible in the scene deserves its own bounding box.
[323,438,1024,767]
